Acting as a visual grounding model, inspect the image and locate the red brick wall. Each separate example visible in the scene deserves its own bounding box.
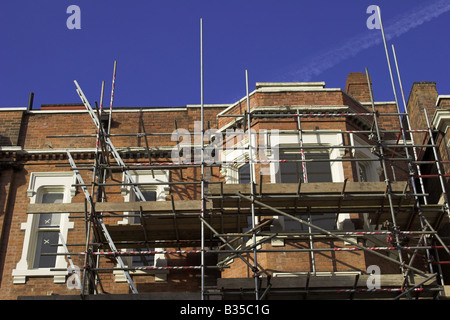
[221,239,368,278]
[0,111,25,146]
[0,168,16,298]
[1,74,440,299]
[0,161,214,299]
[406,81,438,146]
[345,72,372,103]
[0,105,229,299]
[18,106,223,152]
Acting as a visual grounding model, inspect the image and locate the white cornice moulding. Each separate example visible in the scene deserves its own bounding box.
[436,95,450,107]
[27,171,77,198]
[0,107,27,111]
[432,109,450,134]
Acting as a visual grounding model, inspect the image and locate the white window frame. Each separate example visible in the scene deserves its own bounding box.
[351,134,380,183]
[119,170,170,223]
[350,134,381,233]
[270,132,345,184]
[222,153,255,185]
[238,161,252,184]
[220,131,377,235]
[115,170,169,282]
[220,132,251,184]
[268,132,354,234]
[12,172,76,284]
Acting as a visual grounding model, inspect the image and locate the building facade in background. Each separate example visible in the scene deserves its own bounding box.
[0,72,449,300]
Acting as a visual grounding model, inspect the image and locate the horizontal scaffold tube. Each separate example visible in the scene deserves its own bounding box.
[44,244,449,257]
[235,192,431,277]
[91,250,202,256]
[51,265,209,272]
[213,287,431,296]
[208,245,449,254]
[219,112,411,117]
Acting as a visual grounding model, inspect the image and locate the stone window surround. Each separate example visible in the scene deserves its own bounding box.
[220,131,380,242]
[114,170,170,282]
[12,172,76,284]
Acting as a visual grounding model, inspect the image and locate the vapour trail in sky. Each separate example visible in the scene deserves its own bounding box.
[282,0,450,82]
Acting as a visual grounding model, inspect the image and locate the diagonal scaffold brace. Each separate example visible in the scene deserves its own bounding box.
[67,151,139,294]
[74,80,146,202]
[72,79,145,294]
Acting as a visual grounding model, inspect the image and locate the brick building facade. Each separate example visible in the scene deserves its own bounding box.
[0,72,448,300]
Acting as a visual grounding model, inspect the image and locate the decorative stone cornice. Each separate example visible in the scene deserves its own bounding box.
[432,109,450,134]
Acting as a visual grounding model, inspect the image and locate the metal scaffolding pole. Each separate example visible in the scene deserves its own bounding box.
[296,110,308,184]
[235,192,433,278]
[365,67,411,295]
[67,151,139,294]
[378,8,448,296]
[73,79,150,295]
[34,13,448,299]
[389,44,438,276]
[245,69,260,300]
[391,44,427,206]
[200,18,206,300]
[107,60,117,136]
[424,109,450,222]
[295,112,318,274]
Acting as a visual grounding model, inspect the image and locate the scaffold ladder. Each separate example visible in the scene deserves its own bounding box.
[74,80,146,202]
[67,151,139,294]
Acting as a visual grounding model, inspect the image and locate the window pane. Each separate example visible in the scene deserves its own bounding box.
[311,213,337,230]
[306,153,333,183]
[137,190,157,202]
[280,161,301,183]
[284,213,337,232]
[239,163,251,184]
[143,191,156,201]
[33,231,59,268]
[358,163,368,182]
[38,193,63,227]
[134,190,157,224]
[42,193,64,204]
[280,152,332,183]
[38,214,61,228]
[284,215,309,232]
[132,248,155,267]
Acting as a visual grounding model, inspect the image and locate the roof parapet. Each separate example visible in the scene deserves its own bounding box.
[255,82,326,90]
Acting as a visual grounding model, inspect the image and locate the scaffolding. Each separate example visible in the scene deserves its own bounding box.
[26,11,450,300]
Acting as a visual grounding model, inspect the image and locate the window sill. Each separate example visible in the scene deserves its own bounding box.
[113,269,169,282]
[12,268,67,284]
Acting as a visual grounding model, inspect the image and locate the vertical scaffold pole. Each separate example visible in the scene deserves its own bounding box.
[296,111,308,183]
[391,44,434,274]
[424,110,450,221]
[245,69,260,300]
[377,7,426,294]
[365,68,409,295]
[92,80,106,294]
[296,110,315,273]
[67,151,139,294]
[200,18,206,300]
[391,45,427,205]
[377,6,419,205]
[108,61,117,136]
[74,80,146,202]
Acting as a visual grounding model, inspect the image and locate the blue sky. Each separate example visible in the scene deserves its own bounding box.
[0,1,449,109]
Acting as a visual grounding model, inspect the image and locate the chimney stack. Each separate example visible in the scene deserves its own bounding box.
[345,72,372,103]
